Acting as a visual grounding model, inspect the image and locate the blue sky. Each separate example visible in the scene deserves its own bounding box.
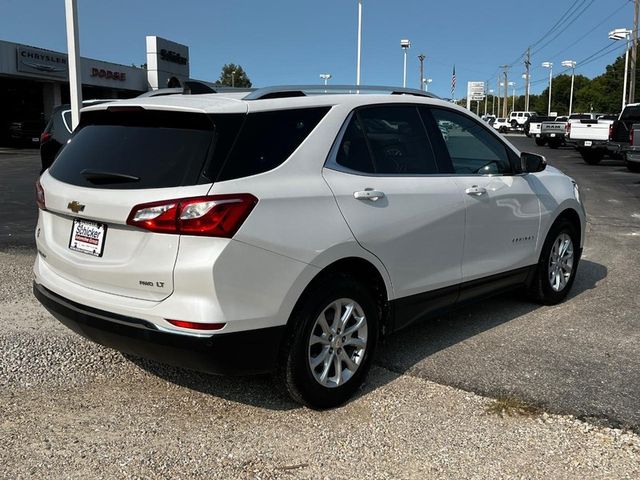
[0,0,633,97]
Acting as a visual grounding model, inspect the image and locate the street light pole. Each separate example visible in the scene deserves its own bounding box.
[418,54,425,90]
[610,29,632,110]
[64,0,83,130]
[423,78,432,92]
[401,39,411,87]
[562,60,576,115]
[356,0,362,85]
[320,73,332,86]
[508,82,516,111]
[231,70,236,88]
[542,62,553,116]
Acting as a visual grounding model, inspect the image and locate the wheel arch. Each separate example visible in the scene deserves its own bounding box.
[285,256,392,338]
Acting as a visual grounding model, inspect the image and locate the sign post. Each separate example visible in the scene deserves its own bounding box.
[467,81,485,111]
[64,0,82,130]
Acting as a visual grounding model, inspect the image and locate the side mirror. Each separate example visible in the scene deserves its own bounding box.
[521,152,547,173]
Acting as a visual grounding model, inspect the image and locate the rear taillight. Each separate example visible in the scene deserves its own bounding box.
[630,127,634,145]
[35,180,46,210]
[566,123,571,135]
[609,123,614,141]
[40,132,51,144]
[126,194,258,237]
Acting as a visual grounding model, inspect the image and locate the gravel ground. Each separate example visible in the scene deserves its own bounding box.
[1,248,639,479]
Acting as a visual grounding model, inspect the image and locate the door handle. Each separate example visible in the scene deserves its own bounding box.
[354,190,385,201]
[465,185,487,196]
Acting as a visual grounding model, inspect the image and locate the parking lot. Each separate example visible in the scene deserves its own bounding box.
[1,140,639,478]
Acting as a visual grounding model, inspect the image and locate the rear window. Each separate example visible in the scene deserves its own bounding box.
[49,110,217,189]
[215,107,330,181]
[621,106,640,121]
[49,107,330,189]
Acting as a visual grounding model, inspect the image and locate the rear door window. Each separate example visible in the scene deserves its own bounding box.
[335,105,438,175]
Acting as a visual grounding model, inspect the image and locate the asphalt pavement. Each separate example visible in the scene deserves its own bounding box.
[0,147,40,249]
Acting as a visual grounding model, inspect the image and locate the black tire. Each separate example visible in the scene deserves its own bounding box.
[534,137,546,146]
[279,275,379,409]
[511,120,518,129]
[579,148,604,165]
[626,159,640,172]
[499,126,507,133]
[547,138,561,149]
[528,219,580,305]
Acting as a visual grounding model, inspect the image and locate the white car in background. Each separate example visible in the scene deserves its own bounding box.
[33,85,586,408]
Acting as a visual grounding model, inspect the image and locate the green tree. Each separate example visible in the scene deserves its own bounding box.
[217,64,252,88]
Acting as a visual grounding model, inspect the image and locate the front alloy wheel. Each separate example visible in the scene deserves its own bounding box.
[548,233,574,292]
[308,298,368,388]
[528,219,580,305]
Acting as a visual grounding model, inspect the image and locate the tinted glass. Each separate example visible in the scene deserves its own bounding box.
[621,106,640,121]
[49,111,215,189]
[429,108,512,175]
[217,107,330,181]
[335,115,375,173]
[357,105,438,174]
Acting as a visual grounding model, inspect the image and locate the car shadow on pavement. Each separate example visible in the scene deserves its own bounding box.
[127,259,606,411]
[373,259,607,375]
[125,355,300,411]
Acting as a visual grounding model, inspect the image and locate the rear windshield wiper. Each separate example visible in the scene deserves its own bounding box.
[80,169,141,184]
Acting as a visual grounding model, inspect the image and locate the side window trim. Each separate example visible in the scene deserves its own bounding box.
[424,105,520,176]
[325,103,445,177]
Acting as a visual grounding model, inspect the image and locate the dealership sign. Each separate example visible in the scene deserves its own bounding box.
[91,67,127,81]
[16,46,68,78]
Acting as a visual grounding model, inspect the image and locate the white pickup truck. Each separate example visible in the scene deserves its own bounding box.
[567,115,617,164]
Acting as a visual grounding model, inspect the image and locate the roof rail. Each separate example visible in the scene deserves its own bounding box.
[243,85,439,101]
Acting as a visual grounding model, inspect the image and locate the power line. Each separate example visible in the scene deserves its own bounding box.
[531,0,596,57]
[545,0,630,61]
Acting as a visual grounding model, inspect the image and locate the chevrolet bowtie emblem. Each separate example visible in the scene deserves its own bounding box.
[67,201,85,213]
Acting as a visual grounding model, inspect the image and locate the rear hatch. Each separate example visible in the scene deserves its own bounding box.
[37,107,243,301]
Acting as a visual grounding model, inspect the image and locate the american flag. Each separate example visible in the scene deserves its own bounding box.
[451,65,456,100]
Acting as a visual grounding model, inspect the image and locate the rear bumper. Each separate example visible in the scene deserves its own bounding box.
[34,282,286,375]
[574,139,608,149]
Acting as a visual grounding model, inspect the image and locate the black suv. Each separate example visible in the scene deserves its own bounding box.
[40,100,111,172]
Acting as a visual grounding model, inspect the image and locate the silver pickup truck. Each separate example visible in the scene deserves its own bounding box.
[540,117,568,149]
[528,116,555,146]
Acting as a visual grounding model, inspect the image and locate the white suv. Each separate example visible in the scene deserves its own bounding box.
[34,86,586,408]
[509,111,536,128]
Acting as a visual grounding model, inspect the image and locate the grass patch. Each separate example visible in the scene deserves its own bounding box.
[486,395,543,418]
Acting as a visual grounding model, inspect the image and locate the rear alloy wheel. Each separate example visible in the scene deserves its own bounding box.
[528,219,579,305]
[511,120,519,129]
[280,275,379,409]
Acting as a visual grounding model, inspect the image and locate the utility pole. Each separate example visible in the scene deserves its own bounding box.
[524,48,531,111]
[501,65,509,117]
[497,77,501,117]
[418,54,425,91]
[630,0,639,103]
